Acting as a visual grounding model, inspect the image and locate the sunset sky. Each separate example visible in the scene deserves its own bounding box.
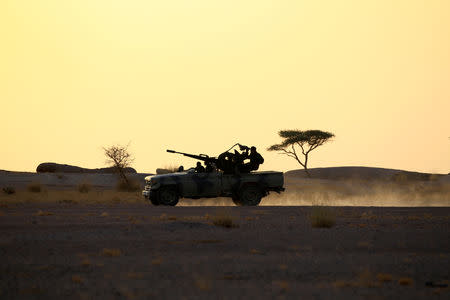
[1,0,449,174]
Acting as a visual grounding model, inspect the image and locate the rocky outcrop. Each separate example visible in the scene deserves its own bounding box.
[36,162,136,174]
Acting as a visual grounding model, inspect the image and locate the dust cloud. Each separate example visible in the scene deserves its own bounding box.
[179,178,450,207]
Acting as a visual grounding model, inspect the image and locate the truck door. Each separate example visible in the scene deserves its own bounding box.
[184,172,221,197]
[221,174,240,196]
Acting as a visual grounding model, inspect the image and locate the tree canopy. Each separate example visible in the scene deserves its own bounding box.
[103,143,134,186]
[268,129,334,176]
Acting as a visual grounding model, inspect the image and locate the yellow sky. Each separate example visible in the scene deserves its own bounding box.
[1,0,449,173]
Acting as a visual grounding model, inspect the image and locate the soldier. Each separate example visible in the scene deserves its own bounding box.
[205,161,215,173]
[242,146,264,172]
[195,161,205,173]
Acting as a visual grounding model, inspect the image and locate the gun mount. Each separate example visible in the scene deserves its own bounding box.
[166,144,255,174]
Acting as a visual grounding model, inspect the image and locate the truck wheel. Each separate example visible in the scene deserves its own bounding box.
[150,197,160,206]
[238,186,262,206]
[158,187,179,206]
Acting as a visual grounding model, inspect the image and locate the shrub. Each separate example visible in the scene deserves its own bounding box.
[377,273,393,282]
[212,209,239,228]
[77,182,92,193]
[212,216,236,228]
[27,182,42,193]
[71,275,84,283]
[115,178,141,192]
[59,199,78,204]
[310,206,336,228]
[101,248,122,257]
[195,277,211,291]
[2,186,15,195]
[398,277,413,286]
[81,259,91,266]
[36,210,54,216]
[151,257,163,265]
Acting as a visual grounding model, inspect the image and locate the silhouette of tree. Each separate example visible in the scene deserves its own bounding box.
[268,130,335,177]
[103,143,134,186]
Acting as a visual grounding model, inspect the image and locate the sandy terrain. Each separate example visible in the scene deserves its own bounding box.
[0,168,448,298]
[0,204,449,299]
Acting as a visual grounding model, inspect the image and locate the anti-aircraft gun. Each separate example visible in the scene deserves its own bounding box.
[166,150,215,164]
[167,143,253,174]
[166,150,219,172]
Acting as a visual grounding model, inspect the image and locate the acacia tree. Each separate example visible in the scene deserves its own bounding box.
[103,143,134,186]
[268,130,335,177]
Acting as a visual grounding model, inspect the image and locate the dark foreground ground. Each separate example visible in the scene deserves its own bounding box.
[0,204,449,299]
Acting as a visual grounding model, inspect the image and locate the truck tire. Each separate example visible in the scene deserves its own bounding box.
[158,187,179,206]
[150,197,160,206]
[238,185,262,206]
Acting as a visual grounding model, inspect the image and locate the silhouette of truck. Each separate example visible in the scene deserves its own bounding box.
[142,170,284,206]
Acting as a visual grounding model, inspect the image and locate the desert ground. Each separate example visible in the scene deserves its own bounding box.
[1,205,449,299]
[0,168,449,299]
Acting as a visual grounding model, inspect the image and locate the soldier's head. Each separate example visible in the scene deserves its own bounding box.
[251,146,256,152]
[196,162,201,167]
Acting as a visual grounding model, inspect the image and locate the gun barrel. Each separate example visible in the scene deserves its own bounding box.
[166,149,215,163]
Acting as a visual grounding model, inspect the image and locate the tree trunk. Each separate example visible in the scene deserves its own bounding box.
[303,153,311,178]
[304,167,311,178]
[117,167,130,186]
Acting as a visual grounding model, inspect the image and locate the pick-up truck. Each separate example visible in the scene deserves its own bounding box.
[142,170,285,206]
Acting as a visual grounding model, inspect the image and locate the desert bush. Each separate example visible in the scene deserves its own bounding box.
[71,275,84,283]
[2,186,15,195]
[398,277,414,285]
[81,258,91,266]
[151,257,163,265]
[310,206,336,228]
[36,210,54,216]
[59,199,78,204]
[116,178,141,192]
[212,216,236,228]
[195,277,211,291]
[212,209,239,228]
[78,182,92,193]
[377,273,393,282]
[333,270,383,288]
[27,182,42,193]
[101,248,122,257]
